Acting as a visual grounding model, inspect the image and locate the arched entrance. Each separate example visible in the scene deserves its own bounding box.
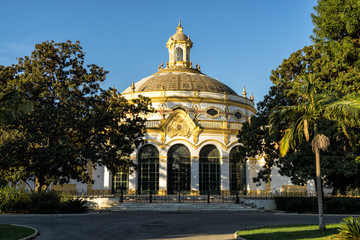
[199,144,220,195]
[167,144,191,194]
[138,145,159,194]
[229,146,247,194]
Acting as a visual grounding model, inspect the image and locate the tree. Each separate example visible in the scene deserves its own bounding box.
[237,85,288,184]
[246,0,360,192]
[0,65,32,125]
[270,72,360,230]
[0,90,32,125]
[0,41,152,191]
[312,0,360,42]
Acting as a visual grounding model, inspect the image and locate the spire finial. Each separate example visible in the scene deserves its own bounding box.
[131,81,136,92]
[176,19,183,32]
[250,92,254,101]
[243,86,247,98]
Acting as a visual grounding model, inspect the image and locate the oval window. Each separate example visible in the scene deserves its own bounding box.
[234,112,242,119]
[207,108,219,116]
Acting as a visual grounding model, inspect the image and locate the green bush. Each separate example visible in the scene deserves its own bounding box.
[275,197,360,214]
[0,187,90,214]
[0,186,30,213]
[325,198,360,214]
[338,216,360,239]
[29,191,61,214]
[274,197,317,213]
[61,198,88,213]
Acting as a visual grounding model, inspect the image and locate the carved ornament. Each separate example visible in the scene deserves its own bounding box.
[159,109,201,144]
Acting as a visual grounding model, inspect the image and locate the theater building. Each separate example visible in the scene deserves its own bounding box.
[52,22,311,195]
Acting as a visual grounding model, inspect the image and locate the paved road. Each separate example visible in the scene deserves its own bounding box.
[0,211,353,240]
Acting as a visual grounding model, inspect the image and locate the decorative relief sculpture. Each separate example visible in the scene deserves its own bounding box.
[223,134,229,145]
[159,109,201,144]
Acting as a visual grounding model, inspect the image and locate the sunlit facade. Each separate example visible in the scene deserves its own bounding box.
[51,22,315,195]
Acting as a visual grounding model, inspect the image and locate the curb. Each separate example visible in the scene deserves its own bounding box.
[12,224,39,240]
[232,232,247,240]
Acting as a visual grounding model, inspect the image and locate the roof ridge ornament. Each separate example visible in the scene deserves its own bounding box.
[250,92,254,101]
[176,19,183,33]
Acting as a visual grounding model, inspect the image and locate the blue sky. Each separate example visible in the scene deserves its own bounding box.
[1,0,317,105]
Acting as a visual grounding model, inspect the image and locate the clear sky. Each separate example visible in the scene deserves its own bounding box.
[1,0,317,105]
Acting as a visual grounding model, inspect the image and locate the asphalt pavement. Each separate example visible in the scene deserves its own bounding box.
[0,211,354,240]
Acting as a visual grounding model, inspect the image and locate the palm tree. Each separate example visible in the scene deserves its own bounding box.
[270,72,360,230]
[0,90,32,125]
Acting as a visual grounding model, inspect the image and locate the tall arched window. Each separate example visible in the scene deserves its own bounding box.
[229,146,246,194]
[167,144,191,194]
[138,145,159,194]
[175,47,183,62]
[199,145,220,195]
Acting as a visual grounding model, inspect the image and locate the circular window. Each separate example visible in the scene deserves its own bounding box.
[234,112,242,119]
[207,108,219,116]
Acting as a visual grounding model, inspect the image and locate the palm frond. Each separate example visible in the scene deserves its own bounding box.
[269,105,308,133]
[324,93,360,127]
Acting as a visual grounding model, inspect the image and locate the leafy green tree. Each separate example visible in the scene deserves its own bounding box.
[270,73,360,230]
[0,41,152,191]
[0,65,32,125]
[240,0,360,193]
[312,0,360,42]
[237,85,288,184]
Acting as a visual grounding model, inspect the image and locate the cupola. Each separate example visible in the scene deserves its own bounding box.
[166,20,193,68]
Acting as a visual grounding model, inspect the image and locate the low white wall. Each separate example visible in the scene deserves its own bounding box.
[85,197,118,209]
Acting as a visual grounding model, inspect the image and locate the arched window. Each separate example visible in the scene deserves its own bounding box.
[167,144,191,194]
[199,145,220,195]
[175,47,183,62]
[138,145,159,194]
[229,146,246,194]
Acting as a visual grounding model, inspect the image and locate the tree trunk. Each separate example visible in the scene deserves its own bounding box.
[35,177,46,192]
[315,148,325,230]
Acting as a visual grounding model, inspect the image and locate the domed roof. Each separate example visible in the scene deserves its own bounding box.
[171,32,188,41]
[169,20,189,41]
[123,72,238,95]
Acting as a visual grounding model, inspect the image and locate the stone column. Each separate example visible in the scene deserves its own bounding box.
[221,156,230,195]
[191,156,200,195]
[158,156,167,195]
[128,157,137,195]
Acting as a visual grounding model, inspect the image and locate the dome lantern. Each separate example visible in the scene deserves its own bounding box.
[166,21,193,69]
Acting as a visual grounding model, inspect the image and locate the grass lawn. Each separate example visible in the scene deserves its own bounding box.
[0,224,35,240]
[236,224,340,240]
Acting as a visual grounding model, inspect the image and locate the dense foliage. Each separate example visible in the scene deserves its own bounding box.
[237,0,360,194]
[0,186,88,214]
[338,216,360,239]
[274,197,360,214]
[0,40,152,191]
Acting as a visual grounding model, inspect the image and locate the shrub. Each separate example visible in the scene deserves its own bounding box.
[29,191,61,214]
[274,197,317,213]
[338,216,360,239]
[275,197,360,214]
[0,186,30,213]
[61,198,88,213]
[325,198,360,214]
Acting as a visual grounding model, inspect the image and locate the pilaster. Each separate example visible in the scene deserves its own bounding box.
[159,156,167,193]
[220,156,230,192]
[191,156,199,193]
